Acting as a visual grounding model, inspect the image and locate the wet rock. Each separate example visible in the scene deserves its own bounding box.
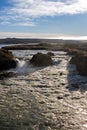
[61,83,65,86]
[59,72,63,76]
[70,54,87,76]
[30,52,53,66]
[0,71,15,79]
[69,56,76,64]
[47,52,54,56]
[0,49,16,71]
[57,95,63,100]
[67,49,78,55]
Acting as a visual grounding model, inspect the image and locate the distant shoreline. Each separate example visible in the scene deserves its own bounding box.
[0,38,87,45]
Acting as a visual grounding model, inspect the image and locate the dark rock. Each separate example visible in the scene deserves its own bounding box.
[67,50,78,55]
[0,71,15,79]
[59,72,63,76]
[61,83,65,86]
[47,52,54,56]
[70,54,87,76]
[30,52,53,66]
[66,86,69,89]
[57,96,63,100]
[0,49,16,71]
[69,56,76,64]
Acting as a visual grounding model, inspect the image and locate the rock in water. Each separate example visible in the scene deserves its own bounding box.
[47,52,54,56]
[0,71,15,79]
[30,52,53,66]
[70,54,87,76]
[0,49,16,71]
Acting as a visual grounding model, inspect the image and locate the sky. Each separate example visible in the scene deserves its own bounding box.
[0,0,87,39]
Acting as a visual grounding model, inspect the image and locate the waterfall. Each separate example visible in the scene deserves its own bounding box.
[16,58,27,68]
[15,58,30,74]
[14,58,39,75]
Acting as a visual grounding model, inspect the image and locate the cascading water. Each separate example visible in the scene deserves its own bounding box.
[13,51,67,75]
[15,58,30,74]
[16,58,27,68]
[14,58,40,75]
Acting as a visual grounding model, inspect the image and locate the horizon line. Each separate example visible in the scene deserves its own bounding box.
[0,32,87,40]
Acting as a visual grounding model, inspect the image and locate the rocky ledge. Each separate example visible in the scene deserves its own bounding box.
[69,50,87,76]
[0,49,17,71]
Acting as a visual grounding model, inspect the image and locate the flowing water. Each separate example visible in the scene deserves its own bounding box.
[11,50,67,75]
[0,49,87,130]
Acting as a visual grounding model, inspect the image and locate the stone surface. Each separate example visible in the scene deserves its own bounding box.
[0,49,16,71]
[0,71,16,79]
[47,52,54,56]
[70,54,87,76]
[30,52,53,66]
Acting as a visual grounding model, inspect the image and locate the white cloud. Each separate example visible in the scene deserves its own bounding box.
[9,0,87,15]
[0,31,87,40]
[13,22,35,26]
[0,0,87,26]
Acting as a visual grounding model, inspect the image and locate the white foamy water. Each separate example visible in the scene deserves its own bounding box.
[9,50,67,75]
[12,50,67,58]
[16,58,27,68]
[13,59,30,74]
[12,57,43,75]
[15,58,28,74]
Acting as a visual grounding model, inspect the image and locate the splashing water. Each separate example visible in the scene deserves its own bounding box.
[16,58,27,68]
[14,58,41,75]
[14,58,30,74]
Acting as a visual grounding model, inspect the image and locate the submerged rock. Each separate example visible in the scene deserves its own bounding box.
[0,49,16,71]
[30,52,53,66]
[0,71,15,79]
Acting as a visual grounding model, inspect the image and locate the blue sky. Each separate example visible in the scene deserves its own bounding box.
[0,0,87,39]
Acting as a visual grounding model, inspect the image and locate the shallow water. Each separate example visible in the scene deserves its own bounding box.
[0,49,87,130]
[12,49,67,58]
[10,50,67,75]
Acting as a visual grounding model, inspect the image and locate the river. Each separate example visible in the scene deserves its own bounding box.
[0,46,87,130]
